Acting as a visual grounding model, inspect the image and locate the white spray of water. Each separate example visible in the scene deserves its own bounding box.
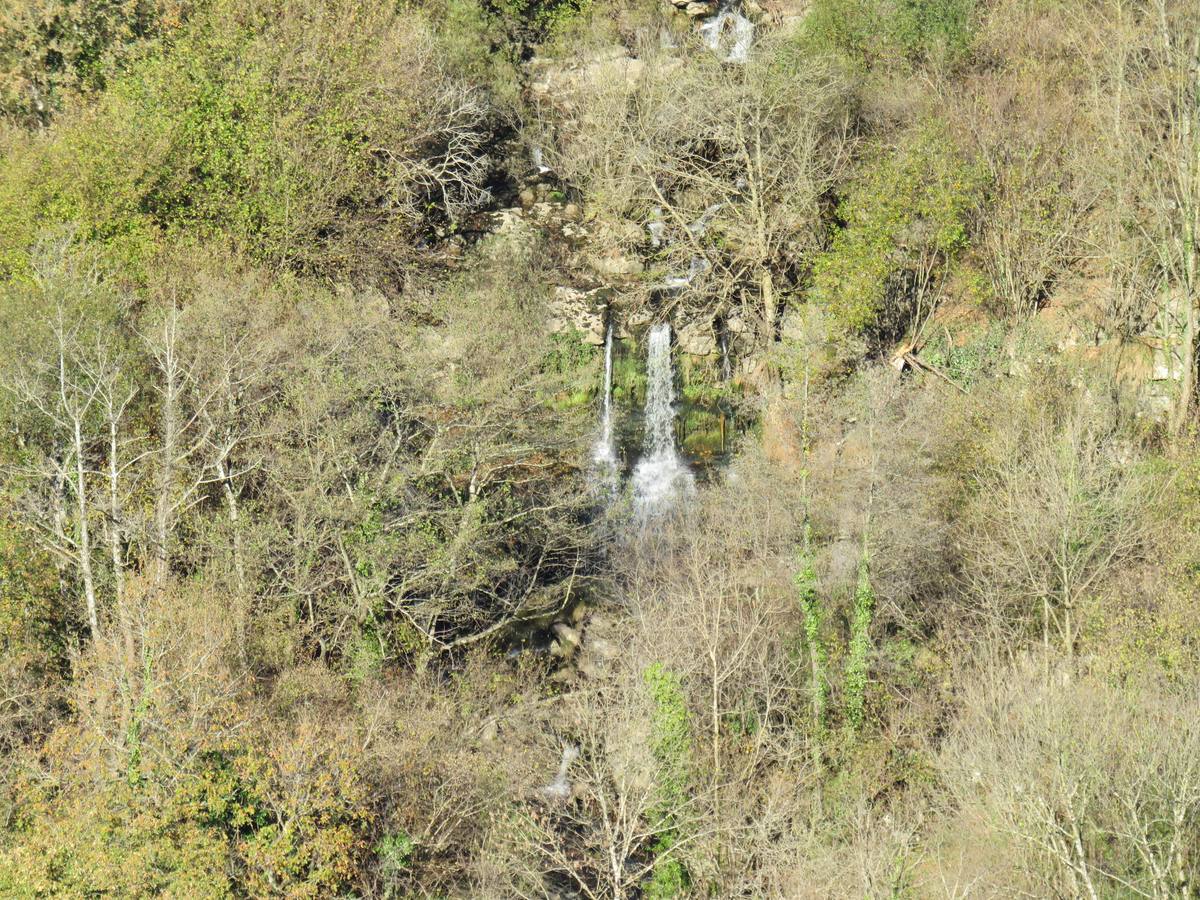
[591,322,619,493]
[659,255,711,292]
[700,4,754,63]
[688,203,724,237]
[633,324,695,515]
[539,745,580,802]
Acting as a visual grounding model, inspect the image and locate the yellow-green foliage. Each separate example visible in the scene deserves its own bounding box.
[802,0,976,67]
[811,124,983,335]
[0,0,192,122]
[0,719,373,898]
[0,519,63,748]
[643,662,692,898]
[794,530,829,736]
[844,551,873,733]
[0,0,500,281]
[0,776,231,898]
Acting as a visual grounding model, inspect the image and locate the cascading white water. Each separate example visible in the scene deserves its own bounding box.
[591,322,619,492]
[688,203,724,237]
[659,255,711,292]
[700,4,754,63]
[633,324,694,514]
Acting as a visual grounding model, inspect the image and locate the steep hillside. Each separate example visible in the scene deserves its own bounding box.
[0,0,1199,896]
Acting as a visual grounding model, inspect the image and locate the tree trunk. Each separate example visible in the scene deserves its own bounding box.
[73,419,99,641]
[1170,33,1200,433]
[108,415,134,670]
[760,268,776,339]
[153,317,180,587]
[216,459,247,595]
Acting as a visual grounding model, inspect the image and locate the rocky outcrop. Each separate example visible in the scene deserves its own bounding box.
[664,0,809,25]
[588,248,643,279]
[491,202,588,245]
[548,285,610,344]
[677,317,717,356]
[529,48,646,110]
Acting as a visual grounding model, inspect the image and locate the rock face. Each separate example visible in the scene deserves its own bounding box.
[677,317,716,356]
[589,248,643,278]
[490,202,589,245]
[548,286,609,344]
[529,48,646,109]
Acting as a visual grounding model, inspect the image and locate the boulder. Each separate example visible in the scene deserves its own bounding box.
[551,622,581,655]
[725,311,750,335]
[780,309,807,343]
[491,207,527,236]
[574,615,623,680]
[677,318,716,356]
[561,221,589,242]
[589,248,644,278]
[621,307,655,337]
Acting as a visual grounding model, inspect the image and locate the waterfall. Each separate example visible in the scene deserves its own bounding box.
[591,322,618,492]
[700,4,754,63]
[688,203,724,237]
[659,255,711,293]
[633,324,695,514]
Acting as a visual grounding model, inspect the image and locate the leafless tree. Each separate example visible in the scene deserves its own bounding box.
[941,659,1200,898]
[959,398,1160,667]
[1079,0,1200,428]
[550,36,853,345]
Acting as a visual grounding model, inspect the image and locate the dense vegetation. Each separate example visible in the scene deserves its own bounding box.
[1,0,1198,896]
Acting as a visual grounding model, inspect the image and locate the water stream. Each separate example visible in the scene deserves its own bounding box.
[591,321,619,494]
[632,324,695,515]
[700,3,755,63]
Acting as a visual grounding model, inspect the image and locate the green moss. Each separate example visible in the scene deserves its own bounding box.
[541,330,600,411]
[845,551,874,734]
[795,529,829,739]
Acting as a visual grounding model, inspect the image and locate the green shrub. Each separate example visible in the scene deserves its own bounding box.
[803,0,975,66]
[0,0,192,123]
[644,856,687,899]
[0,777,232,898]
[0,0,498,281]
[642,662,692,896]
[919,320,1005,386]
[375,830,415,881]
[890,0,975,62]
[644,662,691,807]
[794,530,829,739]
[811,124,983,339]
